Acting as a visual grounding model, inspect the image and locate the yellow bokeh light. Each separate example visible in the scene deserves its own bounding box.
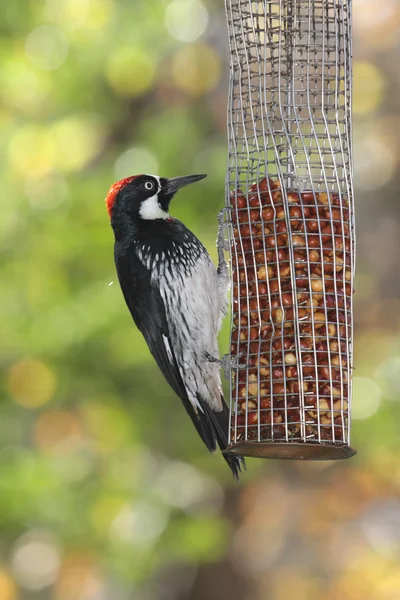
[55,553,101,600]
[165,0,209,43]
[0,107,13,129]
[34,410,84,452]
[329,554,399,600]
[9,116,106,176]
[353,61,386,116]
[8,125,55,177]
[45,0,114,32]
[375,355,400,402]
[25,25,69,71]
[7,359,57,409]
[354,127,397,190]
[352,376,382,420]
[25,170,69,210]
[80,402,132,452]
[354,0,400,50]
[1,59,51,115]
[171,43,221,97]
[50,116,106,172]
[90,495,126,535]
[105,47,156,98]
[0,569,18,600]
[114,147,159,181]
[375,571,400,598]
[265,568,322,600]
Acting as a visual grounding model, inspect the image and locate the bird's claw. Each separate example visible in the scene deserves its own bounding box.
[217,207,227,224]
[203,352,222,366]
[221,353,254,379]
[216,208,231,253]
[216,209,230,278]
[204,352,252,380]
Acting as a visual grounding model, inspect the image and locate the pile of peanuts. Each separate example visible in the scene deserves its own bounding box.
[230,177,353,445]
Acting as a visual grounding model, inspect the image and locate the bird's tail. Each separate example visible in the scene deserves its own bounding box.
[222,450,245,481]
[196,394,246,481]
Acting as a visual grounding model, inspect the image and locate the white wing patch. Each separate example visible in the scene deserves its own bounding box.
[188,391,204,413]
[162,333,203,413]
[157,254,225,412]
[162,334,173,364]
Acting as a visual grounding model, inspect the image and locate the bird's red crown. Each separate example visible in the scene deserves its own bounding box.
[105,175,141,218]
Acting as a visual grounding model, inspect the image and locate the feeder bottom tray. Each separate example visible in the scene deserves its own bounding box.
[224,441,356,460]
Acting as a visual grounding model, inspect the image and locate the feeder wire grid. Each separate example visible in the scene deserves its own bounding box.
[222,0,356,460]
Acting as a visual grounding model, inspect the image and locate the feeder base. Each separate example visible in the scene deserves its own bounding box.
[224,441,356,460]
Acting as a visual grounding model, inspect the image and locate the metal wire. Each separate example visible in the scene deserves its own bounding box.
[224,0,354,453]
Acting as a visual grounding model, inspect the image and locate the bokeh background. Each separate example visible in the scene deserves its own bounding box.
[1,0,400,599]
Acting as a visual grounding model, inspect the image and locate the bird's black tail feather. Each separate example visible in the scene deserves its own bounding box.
[222,450,245,481]
[196,394,246,481]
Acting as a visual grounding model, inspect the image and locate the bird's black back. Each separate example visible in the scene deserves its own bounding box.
[114,219,218,451]
[113,217,244,480]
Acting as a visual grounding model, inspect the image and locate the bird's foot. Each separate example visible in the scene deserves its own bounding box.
[216,208,231,253]
[216,208,230,277]
[203,351,251,380]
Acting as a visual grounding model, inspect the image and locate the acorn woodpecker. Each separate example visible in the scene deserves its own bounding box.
[105,173,245,479]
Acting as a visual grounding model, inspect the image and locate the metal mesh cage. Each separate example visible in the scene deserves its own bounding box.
[224,0,356,460]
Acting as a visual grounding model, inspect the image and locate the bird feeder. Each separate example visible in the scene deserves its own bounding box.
[223,0,356,460]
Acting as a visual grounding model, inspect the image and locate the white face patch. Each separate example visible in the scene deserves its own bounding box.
[138,176,169,220]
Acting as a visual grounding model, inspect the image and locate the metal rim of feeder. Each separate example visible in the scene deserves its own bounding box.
[223,0,356,460]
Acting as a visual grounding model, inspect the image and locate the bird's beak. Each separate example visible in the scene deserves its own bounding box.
[163,174,207,194]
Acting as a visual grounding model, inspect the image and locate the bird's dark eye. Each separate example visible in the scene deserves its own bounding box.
[144,181,155,191]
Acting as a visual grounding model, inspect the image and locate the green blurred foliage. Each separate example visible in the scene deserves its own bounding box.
[1,0,400,599]
[0,1,231,598]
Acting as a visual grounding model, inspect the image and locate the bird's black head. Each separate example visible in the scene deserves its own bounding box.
[105,173,207,225]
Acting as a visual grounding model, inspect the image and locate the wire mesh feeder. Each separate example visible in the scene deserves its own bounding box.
[223,0,356,460]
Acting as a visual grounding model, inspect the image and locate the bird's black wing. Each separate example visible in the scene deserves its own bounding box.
[115,249,217,452]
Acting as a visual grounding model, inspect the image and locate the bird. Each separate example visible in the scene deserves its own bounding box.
[105,172,245,479]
